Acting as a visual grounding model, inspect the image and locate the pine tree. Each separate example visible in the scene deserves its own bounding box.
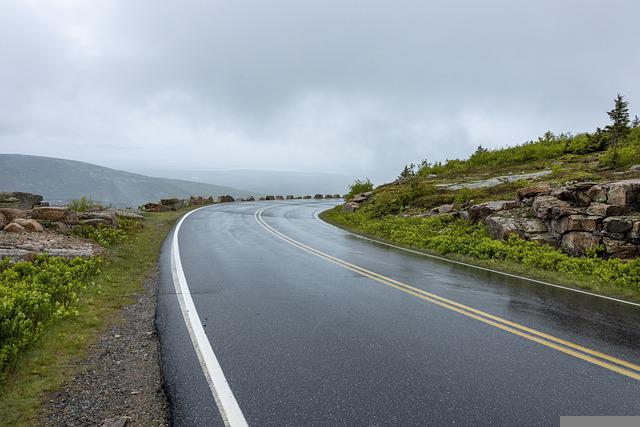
[632,115,640,128]
[474,145,488,154]
[398,163,416,180]
[606,94,630,146]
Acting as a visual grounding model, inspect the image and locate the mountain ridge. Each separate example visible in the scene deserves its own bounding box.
[0,154,249,207]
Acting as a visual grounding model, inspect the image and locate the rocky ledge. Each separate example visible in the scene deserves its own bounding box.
[1,194,144,261]
[346,180,640,259]
[466,179,640,258]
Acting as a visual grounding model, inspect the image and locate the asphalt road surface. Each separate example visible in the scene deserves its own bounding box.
[156,200,640,426]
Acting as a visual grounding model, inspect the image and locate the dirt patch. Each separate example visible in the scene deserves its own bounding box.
[0,230,105,261]
[41,267,169,426]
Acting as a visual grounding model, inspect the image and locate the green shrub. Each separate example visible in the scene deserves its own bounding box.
[345,179,374,201]
[67,197,110,212]
[0,255,101,379]
[72,216,142,247]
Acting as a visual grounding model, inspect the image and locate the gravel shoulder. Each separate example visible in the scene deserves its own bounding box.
[41,266,169,426]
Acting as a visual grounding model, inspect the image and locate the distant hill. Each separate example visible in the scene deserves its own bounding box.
[0,154,249,207]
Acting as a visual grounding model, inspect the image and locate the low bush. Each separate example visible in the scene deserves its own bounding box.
[67,197,110,212]
[345,179,374,201]
[323,207,640,292]
[0,255,101,379]
[72,216,142,247]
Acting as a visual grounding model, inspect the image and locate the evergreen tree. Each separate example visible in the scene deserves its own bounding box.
[632,115,640,128]
[606,94,630,146]
[474,145,488,154]
[398,163,416,179]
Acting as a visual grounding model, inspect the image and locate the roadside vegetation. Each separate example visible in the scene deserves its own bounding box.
[344,178,374,201]
[321,208,640,300]
[0,208,187,425]
[71,215,142,247]
[67,196,110,212]
[324,95,640,300]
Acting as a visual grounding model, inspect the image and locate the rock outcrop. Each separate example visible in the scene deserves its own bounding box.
[473,179,640,258]
[0,208,27,223]
[342,192,374,213]
[31,207,79,224]
[0,192,43,209]
[13,218,44,232]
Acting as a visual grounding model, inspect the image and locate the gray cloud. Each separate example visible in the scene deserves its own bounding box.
[1,0,639,183]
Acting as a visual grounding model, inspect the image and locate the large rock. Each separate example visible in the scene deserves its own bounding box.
[585,185,607,203]
[561,232,601,256]
[302,195,312,199]
[275,195,284,200]
[603,237,639,259]
[468,200,520,222]
[351,192,374,203]
[79,211,116,225]
[484,216,523,240]
[143,202,163,212]
[430,204,455,216]
[0,192,43,209]
[343,202,360,213]
[602,216,633,234]
[286,195,294,200]
[314,194,324,199]
[189,196,204,206]
[607,179,640,209]
[31,207,78,224]
[531,195,577,220]
[529,233,559,248]
[13,218,44,232]
[484,215,546,241]
[0,208,27,223]
[3,222,25,233]
[517,183,551,201]
[586,202,628,217]
[550,215,601,235]
[265,195,276,201]
[246,196,255,202]
[160,198,181,206]
[217,195,235,203]
[0,213,5,229]
[631,221,640,239]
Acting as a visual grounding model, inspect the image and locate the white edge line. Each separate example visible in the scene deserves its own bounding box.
[170,205,249,427]
[312,207,640,308]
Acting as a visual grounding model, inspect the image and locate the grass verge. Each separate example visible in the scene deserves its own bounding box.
[321,207,640,303]
[0,209,187,426]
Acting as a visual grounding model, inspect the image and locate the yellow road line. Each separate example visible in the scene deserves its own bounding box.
[255,207,640,381]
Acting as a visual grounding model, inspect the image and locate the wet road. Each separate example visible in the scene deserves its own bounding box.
[156,200,640,426]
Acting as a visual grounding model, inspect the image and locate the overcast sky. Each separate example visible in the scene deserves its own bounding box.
[1,0,639,183]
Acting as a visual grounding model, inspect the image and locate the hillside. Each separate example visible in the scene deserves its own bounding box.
[323,96,640,301]
[0,154,249,207]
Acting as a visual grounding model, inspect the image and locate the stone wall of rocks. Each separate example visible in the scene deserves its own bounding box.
[468,179,640,258]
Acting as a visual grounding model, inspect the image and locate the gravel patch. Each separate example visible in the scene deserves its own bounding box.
[41,266,169,426]
[0,230,105,261]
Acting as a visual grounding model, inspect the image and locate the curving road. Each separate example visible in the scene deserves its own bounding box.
[156,200,640,426]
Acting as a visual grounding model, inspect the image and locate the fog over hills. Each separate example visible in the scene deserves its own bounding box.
[133,168,355,196]
[0,154,249,207]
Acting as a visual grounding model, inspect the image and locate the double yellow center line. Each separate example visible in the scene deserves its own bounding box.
[255,206,640,381]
